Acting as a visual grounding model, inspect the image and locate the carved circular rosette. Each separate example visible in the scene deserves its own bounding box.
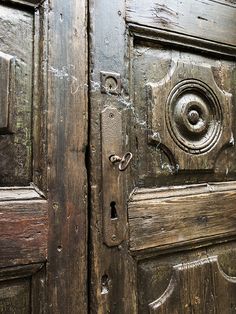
[166,79,223,154]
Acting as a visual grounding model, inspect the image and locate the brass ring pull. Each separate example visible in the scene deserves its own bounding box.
[109,152,133,171]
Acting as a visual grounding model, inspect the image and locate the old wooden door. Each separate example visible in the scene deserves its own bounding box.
[0,1,87,313]
[90,1,236,313]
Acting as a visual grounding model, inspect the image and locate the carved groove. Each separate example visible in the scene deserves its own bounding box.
[167,79,222,154]
[148,61,232,170]
[149,256,236,313]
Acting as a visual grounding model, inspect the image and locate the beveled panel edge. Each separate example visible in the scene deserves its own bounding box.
[0,263,44,282]
[0,0,45,8]
[0,185,45,201]
[130,181,236,202]
[129,24,236,59]
[209,0,236,8]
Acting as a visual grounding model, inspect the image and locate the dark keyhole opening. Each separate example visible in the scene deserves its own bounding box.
[110,201,118,219]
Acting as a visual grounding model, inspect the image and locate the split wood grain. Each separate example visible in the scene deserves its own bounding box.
[129,183,236,251]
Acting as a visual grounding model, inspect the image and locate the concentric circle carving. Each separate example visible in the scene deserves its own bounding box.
[166,80,222,154]
[166,80,223,154]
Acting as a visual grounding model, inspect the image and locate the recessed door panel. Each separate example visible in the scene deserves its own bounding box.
[89,0,236,313]
[0,6,33,186]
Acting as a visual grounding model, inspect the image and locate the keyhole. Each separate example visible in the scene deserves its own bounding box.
[105,77,117,92]
[110,201,118,219]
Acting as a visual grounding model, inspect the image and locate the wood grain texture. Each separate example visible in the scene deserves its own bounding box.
[147,61,232,171]
[89,1,138,313]
[0,279,30,314]
[0,264,43,282]
[1,0,43,7]
[0,200,48,267]
[0,186,43,201]
[90,0,236,313]
[149,256,236,313]
[131,40,236,187]
[129,182,236,251]
[0,6,33,185]
[0,52,13,130]
[137,244,236,313]
[126,0,236,47]
[46,0,88,312]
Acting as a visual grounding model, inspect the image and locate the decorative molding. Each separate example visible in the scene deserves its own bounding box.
[149,256,236,313]
[130,24,236,58]
[147,61,232,171]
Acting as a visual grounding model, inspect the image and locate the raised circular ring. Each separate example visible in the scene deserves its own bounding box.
[166,79,222,154]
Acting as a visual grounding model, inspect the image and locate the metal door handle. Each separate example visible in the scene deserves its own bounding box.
[109,152,133,171]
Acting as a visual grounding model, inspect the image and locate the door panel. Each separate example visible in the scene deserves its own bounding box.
[138,245,236,313]
[129,183,236,251]
[0,5,33,185]
[90,0,236,313]
[0,3,48,312]
[0,279,30,314]
[131,41,236,184]
[0,0,88,313]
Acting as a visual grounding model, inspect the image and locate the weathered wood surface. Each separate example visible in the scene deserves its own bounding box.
[0,200,47,267]
[47,0,88,312]
[129,182,236,251]
[0,52,13,130]
[0,186,43,201]
[1,0,42,6]
[137,246,236,314]
[0,279,30,314]
[90,0,236,313]
[0,264,43,282]
[147,61,233,171]
[149,256,236,313]
[89,1,138,313]
[131,41,236,187]
[126,0,236,47]
[0,6,33,186]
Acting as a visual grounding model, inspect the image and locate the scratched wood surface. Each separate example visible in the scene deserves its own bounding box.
[126,0,236,47]
[130,42,236,187]
[0,199,48,267]
[0,0,88,313]
[46,0,88,312]
[0,6,33,186]
[138,245,236,313]
[0,279,30,314]
[129,183,236,251]
[2,0,42,6]
[90,0,236,313]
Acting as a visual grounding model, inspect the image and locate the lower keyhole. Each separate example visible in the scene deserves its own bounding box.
[110,201,118,219]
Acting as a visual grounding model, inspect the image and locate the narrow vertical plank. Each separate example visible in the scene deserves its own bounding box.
[47,0,88,313]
